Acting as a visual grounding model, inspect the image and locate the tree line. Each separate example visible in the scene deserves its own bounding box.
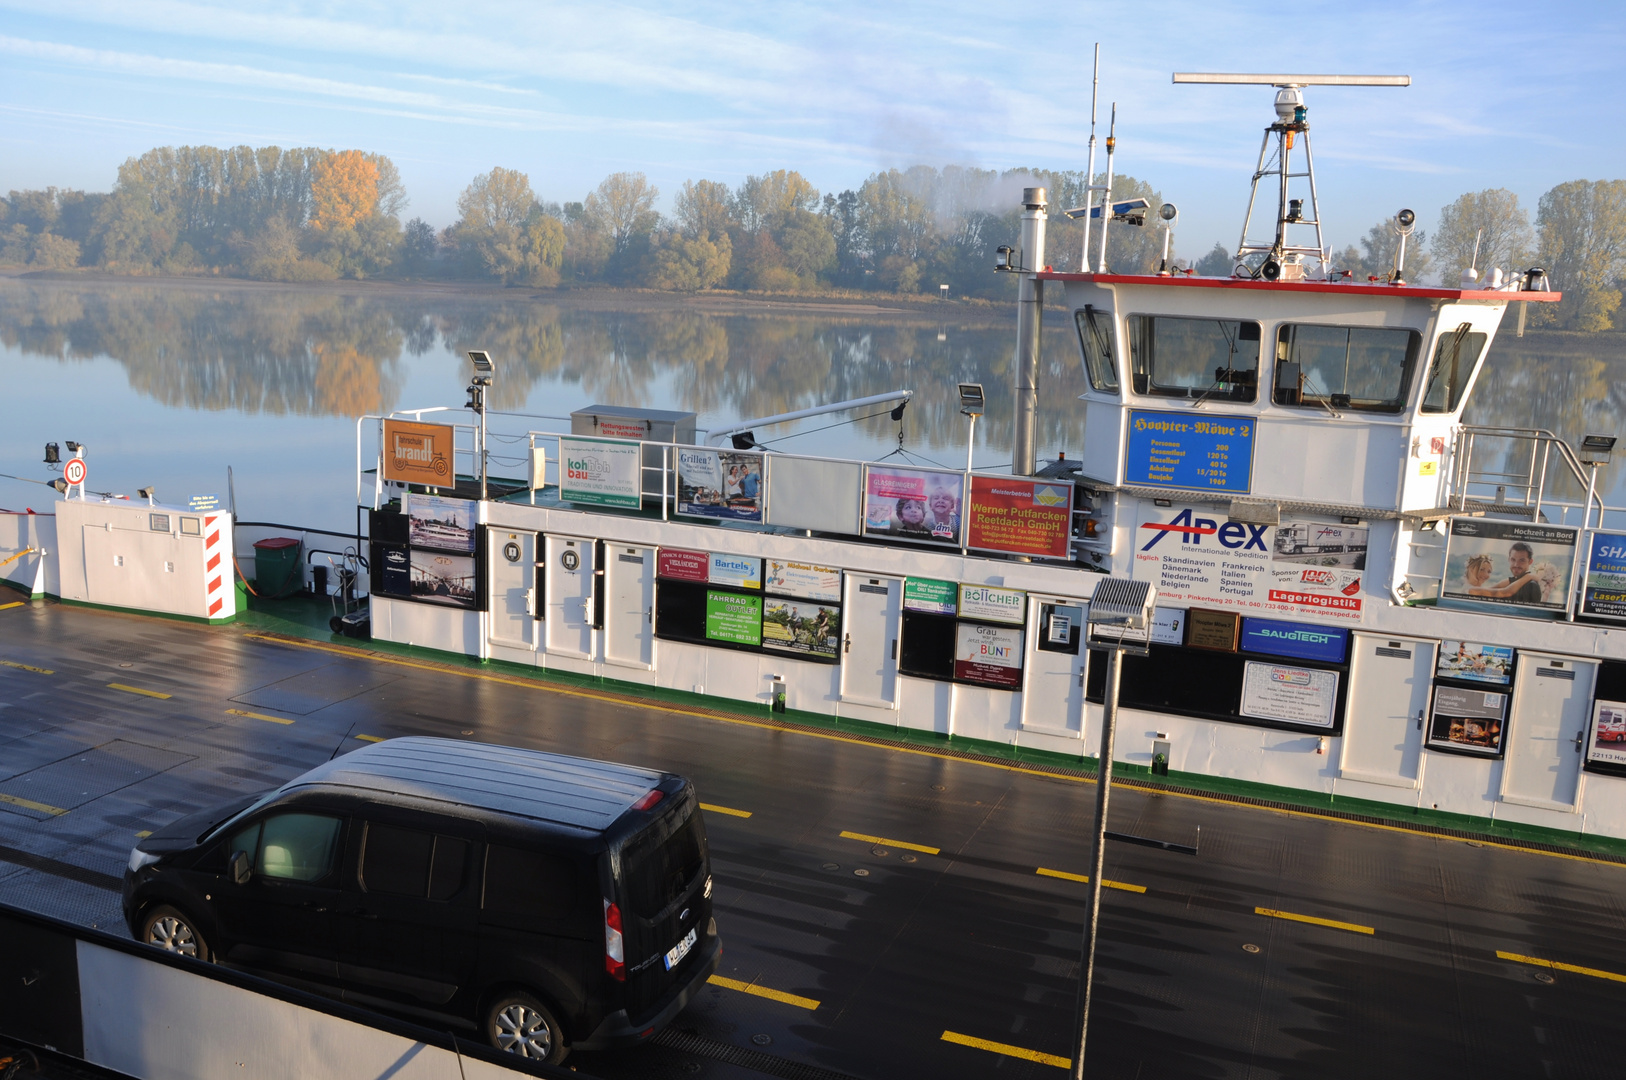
[2,144,1623,328]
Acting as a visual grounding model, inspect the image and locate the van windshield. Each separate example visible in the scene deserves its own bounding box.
[622,811,705,920]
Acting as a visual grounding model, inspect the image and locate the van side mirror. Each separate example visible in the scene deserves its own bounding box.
[230,850,252,885]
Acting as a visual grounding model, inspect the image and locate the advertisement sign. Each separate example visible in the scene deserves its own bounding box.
[863,466,963,544]
[762,597,841,660]
[1440,518,1578,618]
[953,623,1024,688]
[1586,700,1626,768]
[965,476,1072,559]
[1428,685,1509,756]
[704,590,762,646]
[1437,640,1515,685]
[1239,618,1348,665]
[1582,532,1626,621]
[708,553,762,590]
[559,437,642,509]
[904,578,958,615]
[409,550,476,607]
[1131,505,1365,622]
[1125,409,1255,493]
[1149,606,1186,645]
[676,448,764,522]
[957,584,1026,625]
[405,492,476,553]
[1239,662,1339,728]
[382,419,454,486]
[657,547,709,582]
[1186,608,1239,651]
[764,560,841,602]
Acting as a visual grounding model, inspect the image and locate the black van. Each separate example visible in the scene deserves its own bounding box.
[122,737,721,1063]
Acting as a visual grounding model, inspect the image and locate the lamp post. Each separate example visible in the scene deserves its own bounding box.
[1579,434,1616,531]
[1073,577,1157,1080]
[957,383,985,473]
[467,351,495,501]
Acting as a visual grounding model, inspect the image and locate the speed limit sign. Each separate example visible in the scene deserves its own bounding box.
[64,458,87,485]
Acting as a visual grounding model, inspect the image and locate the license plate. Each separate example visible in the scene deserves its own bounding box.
[664,926,697,970]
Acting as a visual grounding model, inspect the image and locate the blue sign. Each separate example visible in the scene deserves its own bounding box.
[188,494,221,511]
[1125,410,1255,493]
[1239,617,1348,664]
[1583,531,1626,620]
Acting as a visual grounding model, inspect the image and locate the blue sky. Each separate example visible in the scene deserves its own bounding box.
[2,0,1623,259]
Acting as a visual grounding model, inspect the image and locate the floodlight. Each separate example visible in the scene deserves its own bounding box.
[137,486,155,498]
[1395,208,1416,235]
[958,383,985,415]
[467,350,494,375]
[65,440,82,453]
[1580,434,1616,465]
[730,432,757,451]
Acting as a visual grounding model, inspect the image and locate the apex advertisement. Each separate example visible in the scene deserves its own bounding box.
[1131,504,1366,622]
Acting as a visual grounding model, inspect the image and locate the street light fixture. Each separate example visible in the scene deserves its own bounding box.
[1073,578,1158,1080]
[958,383,985,473]
[1581,434,1616,529]
[467,351,495,500]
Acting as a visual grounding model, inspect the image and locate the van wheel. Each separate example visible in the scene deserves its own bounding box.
[485,991,567,1063]
[140,904,210,961]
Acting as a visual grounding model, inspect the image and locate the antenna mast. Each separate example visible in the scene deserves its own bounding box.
[1079,44,1101,273]
[1172,72,1409,281]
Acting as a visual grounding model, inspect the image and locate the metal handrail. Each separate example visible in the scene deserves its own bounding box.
[1450,425,1601,526]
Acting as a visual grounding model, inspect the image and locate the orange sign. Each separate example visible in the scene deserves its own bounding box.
[382,419,453,485]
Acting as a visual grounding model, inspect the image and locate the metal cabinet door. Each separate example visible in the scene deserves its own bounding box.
[1339,633,1437,788]
[1500,653,1595,812]
[544,535,595,658]
[604,544,655,668]
[1021,596,1087,736]
[839,575,901,708]
[488,531,536,650]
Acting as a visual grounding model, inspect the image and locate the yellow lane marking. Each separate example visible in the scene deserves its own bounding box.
[708,975,820,1010]
[225,708,294,725]
[1256,906,1374,935]
[700,802,752,818]
[0,792,69,816]
[0,601,24,611]
[1036,867,1148,893]
[0,659,53,674]
[1498,950,1626,983]
[354,734,387,743]
[941,1030,1069,1069]
[239,634,1626,871]
[839,830,940,855]
[108,682,171,700]
[135,830,152,838]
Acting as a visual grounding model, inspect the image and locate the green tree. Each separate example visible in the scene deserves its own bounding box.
[650,230,732,292]
[1430,188,1533,282]
[674,179,736,239]
[1194,242,1231,276]
[735,170,818,234]
[1536,179,1626,330]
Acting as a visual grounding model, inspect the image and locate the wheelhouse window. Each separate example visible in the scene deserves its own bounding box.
[1074,306,1119,392]
[1127,315,1260,401]
[1420,325,1487,414]
[1273,324,1421,413]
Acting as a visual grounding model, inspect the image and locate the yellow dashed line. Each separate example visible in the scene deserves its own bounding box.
[708,975,819,1010]
[239,633,1626,870]
[941,1030,1069,1069]
[354,734,386,743]
[1036,867,1148,893]
[0,659,53,674]
[1498,950,1626,983]
[225,708,294,725]
[108,682,170,700]
[0,792,69,816]
[0,601,24,611]
[1256,906,1374,935]
[839,830,939,855]
[700,802,752,818]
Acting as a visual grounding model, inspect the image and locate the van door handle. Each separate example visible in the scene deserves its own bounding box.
[891,639,897,660]
[1575,734,1585,752]
[1416,710,1423,731]
[844,633,851,654]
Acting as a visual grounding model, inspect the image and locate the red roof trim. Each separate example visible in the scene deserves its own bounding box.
[1036,271,1562,302]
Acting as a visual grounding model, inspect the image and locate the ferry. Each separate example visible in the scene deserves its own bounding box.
[6,71,1625,853]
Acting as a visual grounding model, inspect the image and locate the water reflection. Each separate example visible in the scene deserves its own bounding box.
[1,279,1621,511]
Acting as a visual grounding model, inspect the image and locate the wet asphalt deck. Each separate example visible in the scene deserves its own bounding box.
[0,598,1623,1080]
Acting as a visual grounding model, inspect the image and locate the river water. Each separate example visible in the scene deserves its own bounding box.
[1,278,1623,532]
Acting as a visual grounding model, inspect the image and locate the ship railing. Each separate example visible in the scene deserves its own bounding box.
[1448,425,1611,530]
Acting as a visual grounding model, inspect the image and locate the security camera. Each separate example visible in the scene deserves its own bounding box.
[1395,208,1416,236]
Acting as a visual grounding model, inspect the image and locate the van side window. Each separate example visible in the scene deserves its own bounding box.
[484,845,576,920]
[430,836,469,901]
[257,813,342,882]
[361,823,433,896]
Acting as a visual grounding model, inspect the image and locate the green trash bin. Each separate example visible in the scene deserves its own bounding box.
[253,537,303,599]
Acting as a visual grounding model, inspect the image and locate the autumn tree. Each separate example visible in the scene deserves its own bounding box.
[650,230,732,292]
[1430,189,1533,282]
[674,179,736,240]
[309,150,379,232]
[451,168,564,286]
[1536,179,1626,330]
[583,172,660,254]
[735,170,818,234]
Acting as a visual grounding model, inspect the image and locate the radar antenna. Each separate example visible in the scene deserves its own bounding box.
[1173,73,1410,281]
